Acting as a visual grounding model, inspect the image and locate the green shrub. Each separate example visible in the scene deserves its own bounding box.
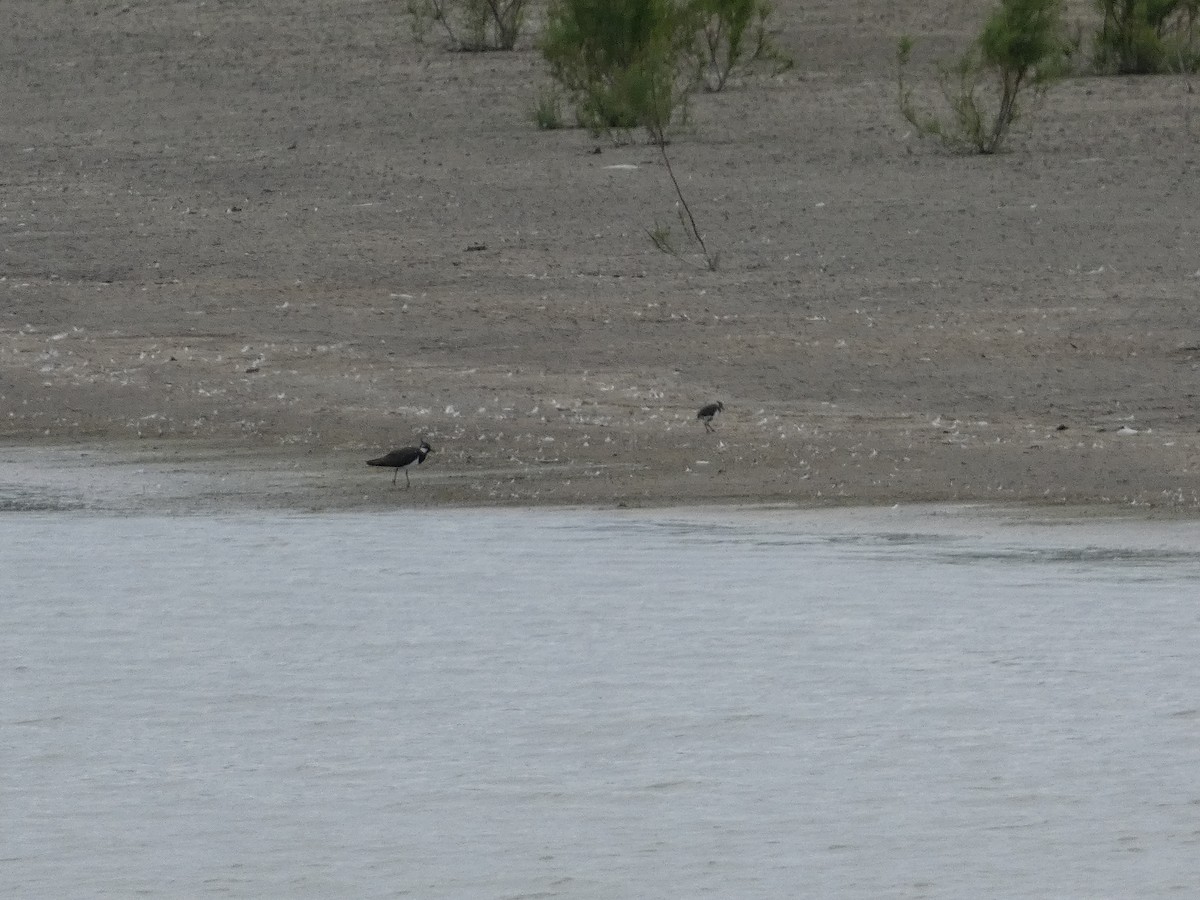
[531,87,566,129]
[1093,0,1200,73]
[540,0,697,141]
[407,0,529,51]
[693,0,792,91]
[897,0,1069,154]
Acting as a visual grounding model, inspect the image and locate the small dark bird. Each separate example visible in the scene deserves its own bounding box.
[697,401,724,432]
[367,440,432,488]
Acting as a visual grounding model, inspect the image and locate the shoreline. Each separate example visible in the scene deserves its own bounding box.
[4,438,1200,520]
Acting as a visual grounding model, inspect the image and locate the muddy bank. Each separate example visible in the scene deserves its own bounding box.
[3,1,1199,512]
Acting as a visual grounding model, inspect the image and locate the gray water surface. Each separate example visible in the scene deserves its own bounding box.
[4,507,1200,898]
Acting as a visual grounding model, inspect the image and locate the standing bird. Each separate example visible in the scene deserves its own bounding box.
[367,440,432,488]
[697,401,724,432]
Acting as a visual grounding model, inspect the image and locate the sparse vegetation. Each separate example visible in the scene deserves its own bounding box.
[538,0,791,132]
[531,86,566,129]
[693,0,793,91]
[540,0,698,140]
[897,0,1069,154]
[540,0,732,267]
[1093,0,1200,73]
[407,0,530,51]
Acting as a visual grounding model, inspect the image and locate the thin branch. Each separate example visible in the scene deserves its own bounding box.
[656,141,717,270]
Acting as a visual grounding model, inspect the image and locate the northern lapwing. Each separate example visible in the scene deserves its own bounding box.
[367,441,432,487]
[697,401,724,432]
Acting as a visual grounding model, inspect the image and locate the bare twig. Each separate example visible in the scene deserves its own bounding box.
[655,141,718,271]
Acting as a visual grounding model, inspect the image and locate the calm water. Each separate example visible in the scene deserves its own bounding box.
[3,506,1200,898]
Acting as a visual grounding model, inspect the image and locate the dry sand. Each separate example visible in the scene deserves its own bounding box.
[3,0,1199,513]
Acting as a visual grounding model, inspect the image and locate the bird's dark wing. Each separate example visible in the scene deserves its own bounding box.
[368,447,418,467]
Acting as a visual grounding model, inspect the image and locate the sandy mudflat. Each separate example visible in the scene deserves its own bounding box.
[2,0,1199,512]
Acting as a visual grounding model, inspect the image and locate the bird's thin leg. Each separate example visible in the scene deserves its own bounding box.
[405,469,411,489]
[392,468,398,486]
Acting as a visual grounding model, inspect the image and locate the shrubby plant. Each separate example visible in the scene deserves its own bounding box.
[531,86,566,129]
[540,0,697,139]
[897,0,1069,154]
[407,0,529,51]
[1093,0,1200,73]
[539,0,790,137]
[694,0,792,91]
[539,0,790,270]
